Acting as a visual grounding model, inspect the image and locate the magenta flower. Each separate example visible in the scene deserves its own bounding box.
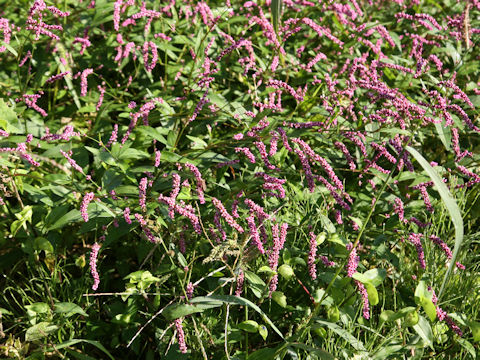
[174,318,188,353]
[89,243,101,291]
[184,163,206,204]
[246,214,264,254]
[211,197,244,233]
[308,232,317,280]
[355,280,370,319]
[139,177,148,212]
[81,192,95,222]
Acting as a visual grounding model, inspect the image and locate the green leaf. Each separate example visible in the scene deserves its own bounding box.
[413,315,434,350]
[162,302,220,321]
[47,209,82,231]
[46,339,114,360]
[406,146,464,300]
[258,265,276,276]
[314,321,367,352]
[190,295,284,339]
[469,321,480,342]
[365,282,379,306]
[271,291,287,308]
[258,325,268,340]
[277,264,294,280]
[0,99,19,132]
[54,302,88,318]
[457,338,476,359]
[270,0,283,34]
[352,268,387,287]
[0,41,17,57]
[238,320,259,333]
[414,281,436,322]
[0,307,13,315]
[244,270,266,298]
[26,322,59,341]
[288,344,334,360]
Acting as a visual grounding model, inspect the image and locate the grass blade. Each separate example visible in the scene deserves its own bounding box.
[271,0,283,34]
[191,295,284,339]
[406,146,464,300]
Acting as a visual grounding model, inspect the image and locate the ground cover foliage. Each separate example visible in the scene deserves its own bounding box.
[1,0,480,358]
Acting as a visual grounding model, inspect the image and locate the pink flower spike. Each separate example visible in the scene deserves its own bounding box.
[81,192,95,222]
[89,243,101,291]
[308,232,317,280]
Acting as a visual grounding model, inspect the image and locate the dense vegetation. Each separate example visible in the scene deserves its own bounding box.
[1,0,480,358]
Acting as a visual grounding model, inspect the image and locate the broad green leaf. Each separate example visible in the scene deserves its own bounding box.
[413,315,434,350]
[258,265,276,276]
[244,270,267,298]
[352,268,387,287]
[54,302,88,317]
[0,98,19,132]
[277,264,294,280]
[258,325,268,340]
[47,209,82,231]
[365,282,379,306]
[271,291,287,308]
[470,321,480,342]
[414,281,436,322]
[406,146,464,299]
[190,295,284,339]
[237,320,259,333]
[26,322,59,341]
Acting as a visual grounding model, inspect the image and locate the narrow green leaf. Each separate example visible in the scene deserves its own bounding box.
[191,295,284,339]
[406,146,464,299]
[288,343,334,360]
[314,320,367,352]
[270,0,283,34]
[46,339,114,360]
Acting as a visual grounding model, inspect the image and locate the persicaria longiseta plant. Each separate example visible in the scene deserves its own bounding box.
[1,0,480,358]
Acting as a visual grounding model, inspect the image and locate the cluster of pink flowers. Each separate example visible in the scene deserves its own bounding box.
[79,68,93,97]
[26,0,69,40]
[184,163,206,204]
[81,192,95,222]
[174,318,188,353]
[211,197,244,233]
[60,150,84,174]
[138,177,148,212]
[308,232,318,280]
[22,93,47,117]
[246,214,264,254]
[346,243,359,277]
[355,280,370,319]
[134,213,156,243]
[89,243,101,291]
[408,233,426,269]
[268,223,288,294]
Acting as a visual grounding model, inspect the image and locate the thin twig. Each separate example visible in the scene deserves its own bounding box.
[126,299,175,348]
